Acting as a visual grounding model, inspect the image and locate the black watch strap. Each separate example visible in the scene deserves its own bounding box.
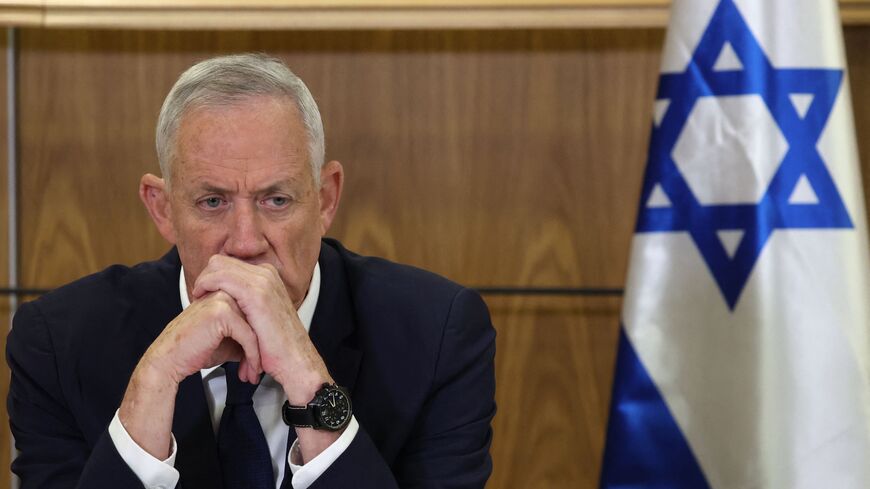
[282,401,318,428]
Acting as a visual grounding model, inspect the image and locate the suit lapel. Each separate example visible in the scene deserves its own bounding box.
[131,248,184,341]
[308,241,363,395]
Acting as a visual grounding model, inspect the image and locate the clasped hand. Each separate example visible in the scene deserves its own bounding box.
[143,255,330,401]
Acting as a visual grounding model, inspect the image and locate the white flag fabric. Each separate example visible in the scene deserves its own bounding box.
[600,0,870,487]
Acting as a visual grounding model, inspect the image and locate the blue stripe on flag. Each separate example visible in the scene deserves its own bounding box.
[600,328,710,489]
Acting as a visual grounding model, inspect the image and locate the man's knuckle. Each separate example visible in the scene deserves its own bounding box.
[259,274,273,289]
[205,297,230,316]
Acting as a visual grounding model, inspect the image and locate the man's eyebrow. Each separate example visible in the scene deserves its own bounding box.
[259,183,293,194]
[191,181,295,195]
[196,184,235,194]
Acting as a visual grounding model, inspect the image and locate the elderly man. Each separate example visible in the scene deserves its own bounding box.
[7,54,496,489]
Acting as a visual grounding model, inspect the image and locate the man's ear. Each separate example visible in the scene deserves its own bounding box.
[318,160,344,235]
[139,173,177,244]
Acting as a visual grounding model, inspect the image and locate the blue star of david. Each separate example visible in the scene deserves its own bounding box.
[637,0,852,309]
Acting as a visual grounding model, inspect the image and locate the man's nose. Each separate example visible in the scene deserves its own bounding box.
[224,202,269,259]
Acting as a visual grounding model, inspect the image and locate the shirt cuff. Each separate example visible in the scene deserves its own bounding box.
[287,416,359,489]
[108,409,180,489]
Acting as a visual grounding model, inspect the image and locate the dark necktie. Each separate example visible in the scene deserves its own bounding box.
[217,362,274,489]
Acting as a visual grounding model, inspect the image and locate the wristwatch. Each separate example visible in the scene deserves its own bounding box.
[282,383,353,431]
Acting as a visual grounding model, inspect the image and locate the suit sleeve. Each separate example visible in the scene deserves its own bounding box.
[310,287,497,489]
[7,301,147,489]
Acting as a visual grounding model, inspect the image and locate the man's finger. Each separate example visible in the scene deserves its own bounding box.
[194,266,275,316]
[195,255,275,291]
[220,306,262,383]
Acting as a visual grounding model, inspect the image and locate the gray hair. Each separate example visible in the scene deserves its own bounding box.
[155,53,325,186]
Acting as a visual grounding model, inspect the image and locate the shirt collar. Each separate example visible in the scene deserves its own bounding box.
[180,262,322,377]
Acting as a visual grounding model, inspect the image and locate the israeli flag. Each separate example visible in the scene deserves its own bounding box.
[600,0,870,487]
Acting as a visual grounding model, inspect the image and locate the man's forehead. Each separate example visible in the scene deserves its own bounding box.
[173,138,311,182]
[180,155,303,172]
[176,99,307,152]
[176,165,308,192]
[168,97,315,190]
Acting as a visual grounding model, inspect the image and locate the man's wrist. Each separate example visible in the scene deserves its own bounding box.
[118,357,181,460]
[109,410,181,488]
[276,358,334,406]
[284,375,333,406]
[134,358,183,392]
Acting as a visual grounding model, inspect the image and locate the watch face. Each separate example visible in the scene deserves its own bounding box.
[316,387,352,430]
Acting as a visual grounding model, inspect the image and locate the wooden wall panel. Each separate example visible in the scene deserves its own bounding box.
[9,25,870,489]
[17,29,663,289]
[488,296,620,488]
[18,30,172,287]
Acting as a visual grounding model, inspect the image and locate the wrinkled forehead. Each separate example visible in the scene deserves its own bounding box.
[178,160,311,193]
[171,97,313,186]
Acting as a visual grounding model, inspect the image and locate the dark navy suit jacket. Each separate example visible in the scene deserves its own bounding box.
[6,239,496,488]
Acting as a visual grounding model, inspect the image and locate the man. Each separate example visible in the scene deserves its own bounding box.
[6,54,496,489]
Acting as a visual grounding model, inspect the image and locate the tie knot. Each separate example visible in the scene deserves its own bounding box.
[223,362,260,406]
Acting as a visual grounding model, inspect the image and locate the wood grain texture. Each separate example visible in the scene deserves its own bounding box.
[487,295,621,488]
[17,28,663,290]
[18,29,170,288]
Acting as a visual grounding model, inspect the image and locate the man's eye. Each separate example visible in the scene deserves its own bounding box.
[265,196,290,207]
[200,197,224,209]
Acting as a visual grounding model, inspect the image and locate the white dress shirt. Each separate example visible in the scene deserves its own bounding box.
[108,262,359,489]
